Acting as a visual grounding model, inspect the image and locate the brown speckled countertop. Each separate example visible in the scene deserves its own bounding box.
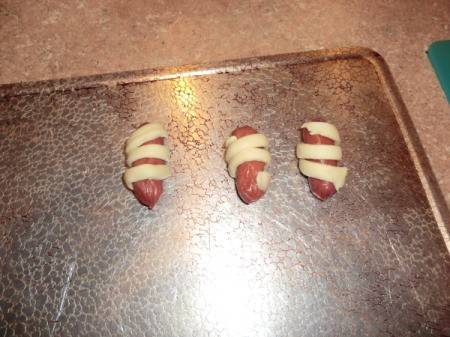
[1,0,449,206]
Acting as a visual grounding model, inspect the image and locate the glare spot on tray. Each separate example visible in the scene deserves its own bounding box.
[194,220,271,335]
[205,264,256,333]
[171,77,198,119]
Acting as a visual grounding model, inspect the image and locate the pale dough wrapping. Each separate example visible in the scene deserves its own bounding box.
[124,123,171,190]
[297,122,348,190]
[301,122,341,145]
[225,133,271,191]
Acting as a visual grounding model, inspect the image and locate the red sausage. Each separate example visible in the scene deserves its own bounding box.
[231,126,266,204]
[131,131,166,209]
[301,118,338,201]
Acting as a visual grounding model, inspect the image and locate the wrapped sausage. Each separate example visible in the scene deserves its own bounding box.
[296,120,348,200]
[225,126,271,204]
[123,123,171,208]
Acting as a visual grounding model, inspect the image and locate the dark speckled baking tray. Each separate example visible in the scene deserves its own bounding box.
[1,48,449,337]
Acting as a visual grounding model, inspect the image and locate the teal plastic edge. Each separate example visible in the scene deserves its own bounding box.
[427,40,450,104]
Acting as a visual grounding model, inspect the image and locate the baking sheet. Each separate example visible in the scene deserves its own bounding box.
[1,48,449,336]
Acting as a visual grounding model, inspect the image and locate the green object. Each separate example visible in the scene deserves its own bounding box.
[427,40,450,103]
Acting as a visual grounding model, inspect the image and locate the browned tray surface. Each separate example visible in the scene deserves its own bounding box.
[1,48,449,336]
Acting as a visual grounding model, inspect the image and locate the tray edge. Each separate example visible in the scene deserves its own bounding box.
[361,49,450,244]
